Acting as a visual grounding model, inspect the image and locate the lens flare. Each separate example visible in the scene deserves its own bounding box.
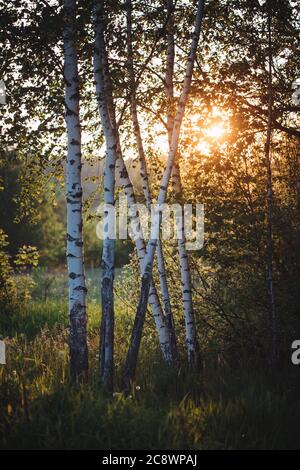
[205,124,225,139]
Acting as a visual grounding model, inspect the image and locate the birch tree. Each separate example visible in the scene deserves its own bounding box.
[93,0,117,392]
[126,0,178,361]
[63,0,88,382]
[93,1,174,375]
[123,0,205,391]
[164,0,199,364]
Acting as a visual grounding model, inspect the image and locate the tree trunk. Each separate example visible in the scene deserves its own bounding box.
[265,10,277,368]
[115,158,173,365]
[123,0,205,391]
[156,238,178,361]
[172,165,199,364]
[165,0,198,364]
[63,0,88,383]
[93,2,173,365]
[93,1,117,393]
[122,272,152,393]
[126,0,178,362]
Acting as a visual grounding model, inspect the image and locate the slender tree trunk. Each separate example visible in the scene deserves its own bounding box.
[93,1,117,392]
[164,0,175,139]
[156,238,178,360]
[126,0,178,362]
[93,2,173,365]
[123,0,205,392]
[265,10,277,368]
[162,0,180,360]
[63,0,88,383]
[165,0,198,364]
[172,165,199,364]
[116,156,174,363]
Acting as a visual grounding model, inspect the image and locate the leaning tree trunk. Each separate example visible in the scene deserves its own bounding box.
[265,10,277,368]
[164,0,198,365]
[126,0,178,362]
[63,0,88,383]
[165,0,198,364]
[93,1,117,393]
[123,0,205,392]
[93,5,173,365]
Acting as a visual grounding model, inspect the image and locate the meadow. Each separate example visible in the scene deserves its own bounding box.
[1,269,300,450]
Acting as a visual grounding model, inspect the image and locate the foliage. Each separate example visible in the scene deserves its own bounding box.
[0,230,39,313]
[0,153,65,266]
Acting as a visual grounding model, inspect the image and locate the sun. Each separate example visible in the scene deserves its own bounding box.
[149,108,229,158]
[204,123,225,140]
[196,123,227,155]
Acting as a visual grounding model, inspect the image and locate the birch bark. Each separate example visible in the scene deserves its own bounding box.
[165,0,198,364]
[123,0,205,391]
[126,0,178,361]
[93,1,173,365]
[93,1,116,392]
[63,0,88,382]
[172,165,198,364]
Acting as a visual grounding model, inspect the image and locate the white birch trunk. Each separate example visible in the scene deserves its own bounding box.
[93,2,173,365]
[93,1,117,392]
[126,0,178,361]
[172,165,198,364]
[143,0,205,269]
[63,0,88,382]
[165,0,198,364]
[123,0,205,390]
[116,156,173,364]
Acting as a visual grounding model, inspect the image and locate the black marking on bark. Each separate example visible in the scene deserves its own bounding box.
[67,233,77,242]
[74,285,88,292]
[119,168,128,179]
[69,272,80,279]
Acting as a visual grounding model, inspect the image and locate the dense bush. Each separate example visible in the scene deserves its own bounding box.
[0,229,39,314]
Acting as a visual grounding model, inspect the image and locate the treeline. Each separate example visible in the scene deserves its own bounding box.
[0,153,133,268]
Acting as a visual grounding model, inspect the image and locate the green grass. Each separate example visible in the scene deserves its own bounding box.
[1,299,300,449]
[31,267,124,303]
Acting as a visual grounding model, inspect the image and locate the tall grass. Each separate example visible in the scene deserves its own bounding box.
[1,299,300,449]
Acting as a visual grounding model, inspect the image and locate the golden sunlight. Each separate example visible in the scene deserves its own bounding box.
[204,123,225,140]
[151,107,230,158]
[196,141,211,155]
